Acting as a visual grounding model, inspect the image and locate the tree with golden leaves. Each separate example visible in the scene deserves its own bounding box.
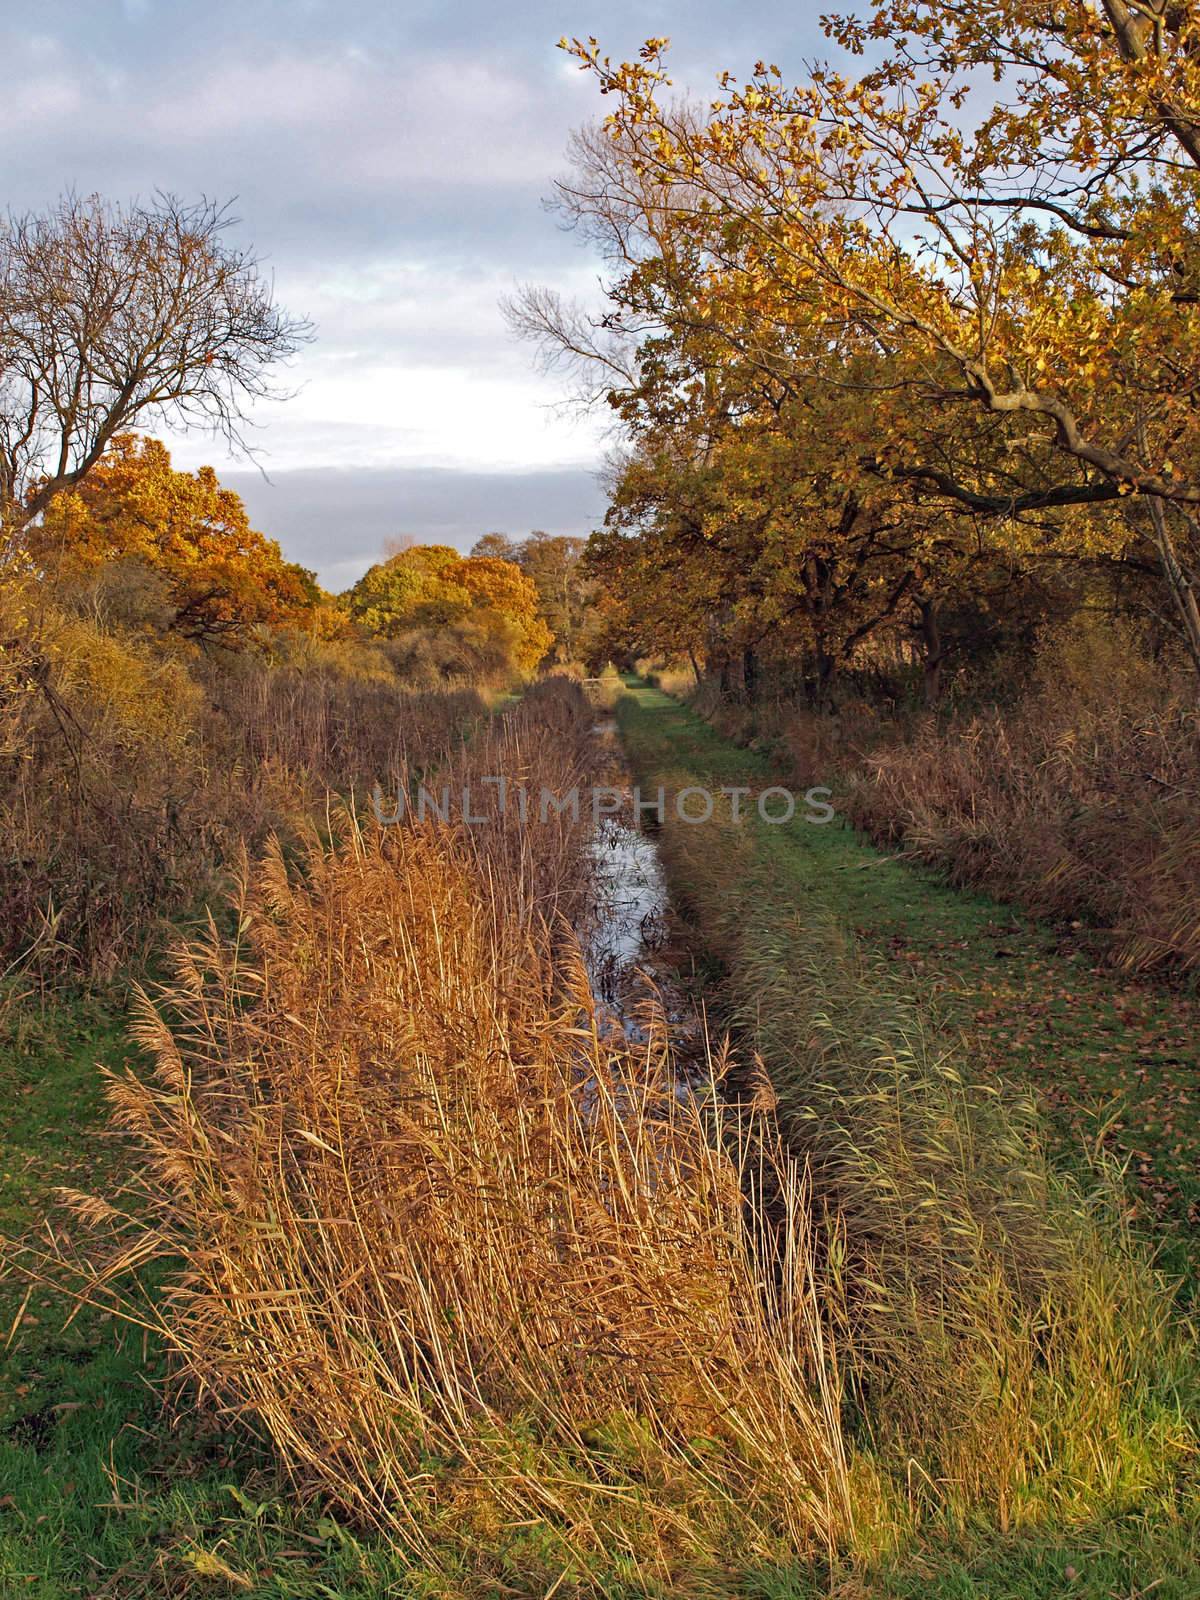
[547,15,1200,672]
[348,544,552,676]
[31,434,314,647]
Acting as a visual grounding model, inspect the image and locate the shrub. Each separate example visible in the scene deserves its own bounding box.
[678,623,1200,978]
[0,567,488,979]
[839,627,1200,974]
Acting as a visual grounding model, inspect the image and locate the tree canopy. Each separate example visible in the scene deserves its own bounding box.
[509,9,1200,693]
[348,542,552,675]
[30,433,317,647]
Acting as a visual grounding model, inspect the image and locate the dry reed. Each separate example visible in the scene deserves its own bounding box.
[38,688,851,1587]
[0,567,488,978]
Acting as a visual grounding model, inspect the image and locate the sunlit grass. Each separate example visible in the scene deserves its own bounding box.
[617,676,1200,1589]
[4,677,1198,1597]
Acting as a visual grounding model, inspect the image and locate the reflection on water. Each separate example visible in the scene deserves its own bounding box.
[586,816,670,1015]
[581,719,702,1076]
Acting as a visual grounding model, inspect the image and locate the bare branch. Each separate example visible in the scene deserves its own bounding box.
[0,193,312,539]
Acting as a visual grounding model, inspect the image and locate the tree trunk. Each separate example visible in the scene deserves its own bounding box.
[809,645,837,709]
[1148,496,1200,689]
[742,645,759,701]
[916,597,945,707]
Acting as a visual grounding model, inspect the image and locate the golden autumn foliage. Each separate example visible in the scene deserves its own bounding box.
[2,429,567,975]
[28,434,316,647]
[348,541,552,677]
[509,10,1200,688]
[564,11,1200,498]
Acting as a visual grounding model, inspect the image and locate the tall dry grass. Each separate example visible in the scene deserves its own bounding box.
[842,678,1200,976]
[42,694,852,1587]
[210,659,485,787]
[674,625,1200,979]
[20,655,1197,1581]
[0,568,486,980]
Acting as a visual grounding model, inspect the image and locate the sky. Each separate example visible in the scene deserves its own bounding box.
[2,1,829,589]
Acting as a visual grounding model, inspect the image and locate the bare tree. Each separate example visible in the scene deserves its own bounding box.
[0,192,311,540]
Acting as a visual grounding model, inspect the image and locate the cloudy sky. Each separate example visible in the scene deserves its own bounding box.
[4,1,827,589]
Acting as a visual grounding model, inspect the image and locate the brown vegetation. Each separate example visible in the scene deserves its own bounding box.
[44,683,851,1584]
[0,558,486,981]
[667,623,1200,979]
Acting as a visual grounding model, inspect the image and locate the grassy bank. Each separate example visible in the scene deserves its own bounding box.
[620,679,1200,1283]
[616,676,1200,1596]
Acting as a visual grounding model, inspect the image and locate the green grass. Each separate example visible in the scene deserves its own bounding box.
[614,675,1200,1597]
[0,1001,466,1598]
[616,677,1200,1288]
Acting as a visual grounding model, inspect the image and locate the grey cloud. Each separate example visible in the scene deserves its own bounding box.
[221,464,607,591]
[5,2,828,579]
[2,5,827,265]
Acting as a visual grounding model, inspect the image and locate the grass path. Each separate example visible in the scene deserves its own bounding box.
[617,676,1200,1286]
[617,674,1200,1594]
